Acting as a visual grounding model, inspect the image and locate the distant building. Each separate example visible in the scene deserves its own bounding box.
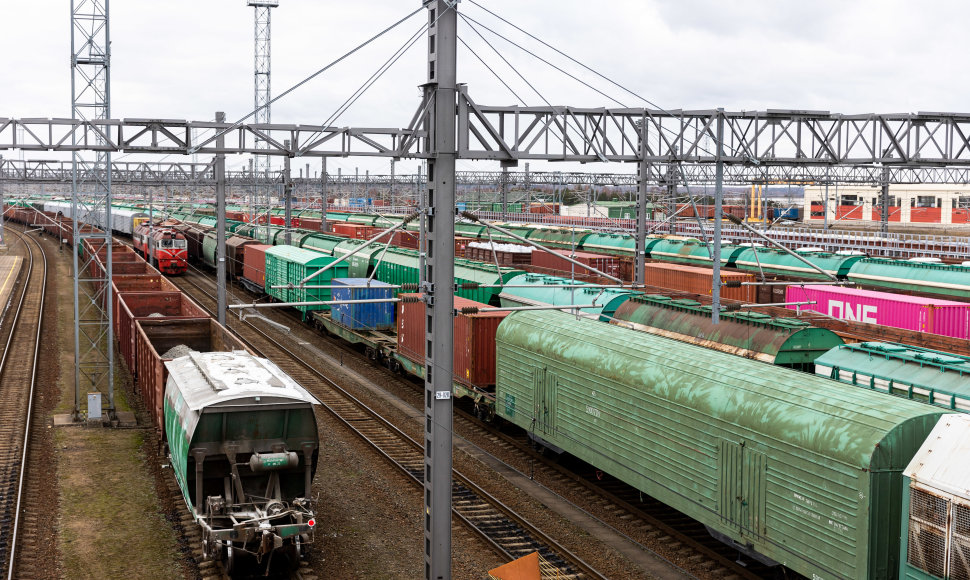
[802,184,970,225]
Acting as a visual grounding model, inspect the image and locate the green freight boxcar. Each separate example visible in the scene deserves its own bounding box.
[577,232,637,257]
[367,246,522,305]
[613,295,844,370]
[733,247,865,279]
[816,342,970,412]
[496,310,947,580]
[498,273,639,321]
[647,238,745,266]
[847,258,970,299]
[264,245,349,318]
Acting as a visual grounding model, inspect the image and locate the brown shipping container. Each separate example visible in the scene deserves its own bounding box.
[226,235,258,280]
[299,217,323,231]
[643,262,756,302]
[110,274,180,330]
[389,230,420,249]
[531,249,621,278]
[242,244,273,290]
[134,318,250,434]
[397,293,509,388]
[117,291,208,374]
[465,244,532,267]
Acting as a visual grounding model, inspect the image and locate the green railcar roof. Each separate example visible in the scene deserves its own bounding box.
[266,244,334,267]
[816,342,970,412]
[614,295,844,366]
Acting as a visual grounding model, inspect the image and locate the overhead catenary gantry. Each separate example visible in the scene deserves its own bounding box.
[13,158,970,186]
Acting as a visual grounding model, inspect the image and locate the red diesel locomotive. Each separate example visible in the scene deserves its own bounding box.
[133,222,188,275]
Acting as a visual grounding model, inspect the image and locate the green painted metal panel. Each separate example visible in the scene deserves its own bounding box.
[495,310,947,579]
[454,223,487,238]
[498,273,639,320]
[201,232,218,268]
[297,232,344,256]
[816,342,970,412]
[347,214,378,225]
[525,228,593,249]
[848,258,970,299]
[734,247,864,279]
[485,224,537,244]
[578,232,638,257]
[333,239,381,278]
[614,295,844,369]
[265,245,349,316]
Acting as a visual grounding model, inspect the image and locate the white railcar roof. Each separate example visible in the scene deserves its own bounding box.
[905,413,970,499]
[165,350,319,411]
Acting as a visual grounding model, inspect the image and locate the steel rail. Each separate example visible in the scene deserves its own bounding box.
[3,227,47,580]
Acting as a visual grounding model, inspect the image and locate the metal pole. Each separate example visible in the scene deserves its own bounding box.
[418,163,426,286]
[880,165,890,235]
[501,163,509,214]
[712,109,724,325]
[425,2,456,577]
[635,115,648,286]
[216,112,227,327]
[823,167,829,229]
[284,140,292,245]
[321,157,328,232]
[390,158,396,209]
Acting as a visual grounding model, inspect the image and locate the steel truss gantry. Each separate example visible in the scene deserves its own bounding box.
[8,102,970,166]
[70,0,114,420]
[12,159,970,186]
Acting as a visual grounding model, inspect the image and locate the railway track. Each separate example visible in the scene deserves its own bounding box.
[171,265,606,580]
[0,227,48,579]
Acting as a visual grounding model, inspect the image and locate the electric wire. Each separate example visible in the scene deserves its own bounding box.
[298,18,433,156]
[462,2,727,160]
[460,14,610,163]
[458,36,526,106]
[460,11,627,108]
[188,6,424,155]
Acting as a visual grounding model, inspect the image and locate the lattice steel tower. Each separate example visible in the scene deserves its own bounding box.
[249,0,278,179]
[70,0,115,419]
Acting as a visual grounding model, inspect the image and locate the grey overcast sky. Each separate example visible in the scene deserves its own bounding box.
[1,0,967,176]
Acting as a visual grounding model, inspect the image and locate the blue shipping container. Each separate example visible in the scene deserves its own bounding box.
[772,207,799,220]
[330,278,395,330]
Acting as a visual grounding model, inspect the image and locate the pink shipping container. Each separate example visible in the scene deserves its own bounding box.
[785,284,970,339]
[397,293,509,388]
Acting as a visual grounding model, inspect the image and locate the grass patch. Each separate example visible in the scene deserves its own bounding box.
[56,428,182,579]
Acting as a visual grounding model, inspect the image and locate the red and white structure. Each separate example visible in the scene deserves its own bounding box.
[803,185,970,225]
